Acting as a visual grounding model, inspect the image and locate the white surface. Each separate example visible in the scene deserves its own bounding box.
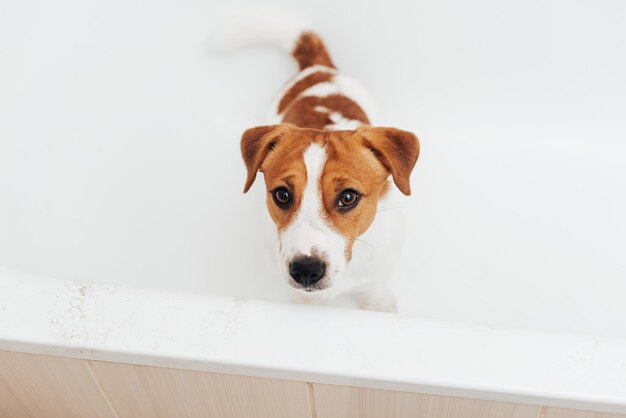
[1,265,625,414]
[1,0,626,339]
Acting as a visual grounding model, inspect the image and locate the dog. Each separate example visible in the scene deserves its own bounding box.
[213,11,420,312]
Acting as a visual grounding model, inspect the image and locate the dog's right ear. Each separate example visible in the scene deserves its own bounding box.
[240,125,282,192]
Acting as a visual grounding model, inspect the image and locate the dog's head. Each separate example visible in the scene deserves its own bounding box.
[241,124,419,292]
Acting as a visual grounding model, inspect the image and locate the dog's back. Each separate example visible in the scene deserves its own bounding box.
[210,10,378,129]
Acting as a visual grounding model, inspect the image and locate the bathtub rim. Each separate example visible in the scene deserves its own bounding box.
[0,264,625,414]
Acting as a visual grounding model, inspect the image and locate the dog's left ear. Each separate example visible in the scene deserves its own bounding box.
[240,124,283,192]
[359,126,420,195]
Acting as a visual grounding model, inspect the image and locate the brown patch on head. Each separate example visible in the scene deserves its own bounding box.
[240,124,419,260]
[240,124,316,229]
[320,132,390,259]
[282,94,370,130]
[259,130,316,231]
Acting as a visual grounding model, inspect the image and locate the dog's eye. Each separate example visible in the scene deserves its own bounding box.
[272,187,292,208]
[337,189,360,210]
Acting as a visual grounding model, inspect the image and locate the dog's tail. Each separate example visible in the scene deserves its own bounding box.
[209,8,335,70]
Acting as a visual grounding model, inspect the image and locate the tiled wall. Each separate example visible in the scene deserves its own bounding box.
[0,351,622,418]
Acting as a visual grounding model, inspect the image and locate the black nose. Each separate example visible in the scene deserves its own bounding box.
[289,256,326,286]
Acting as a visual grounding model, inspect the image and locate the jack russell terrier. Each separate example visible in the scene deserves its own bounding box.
[213,12,419,312]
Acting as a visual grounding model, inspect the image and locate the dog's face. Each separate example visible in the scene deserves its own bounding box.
[241,124,419,292]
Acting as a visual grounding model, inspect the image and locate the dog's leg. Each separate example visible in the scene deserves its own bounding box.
[352,283,397,313]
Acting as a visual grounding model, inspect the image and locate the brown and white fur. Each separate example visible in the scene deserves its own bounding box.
[213,11,419,312]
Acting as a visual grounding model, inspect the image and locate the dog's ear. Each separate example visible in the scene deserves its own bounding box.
[240,125,282,192]
[359,126,420,195]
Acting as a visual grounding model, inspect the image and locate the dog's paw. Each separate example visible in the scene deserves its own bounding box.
[354,285,398,313]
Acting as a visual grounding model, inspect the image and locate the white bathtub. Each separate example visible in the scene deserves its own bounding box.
[1,0,625,416]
